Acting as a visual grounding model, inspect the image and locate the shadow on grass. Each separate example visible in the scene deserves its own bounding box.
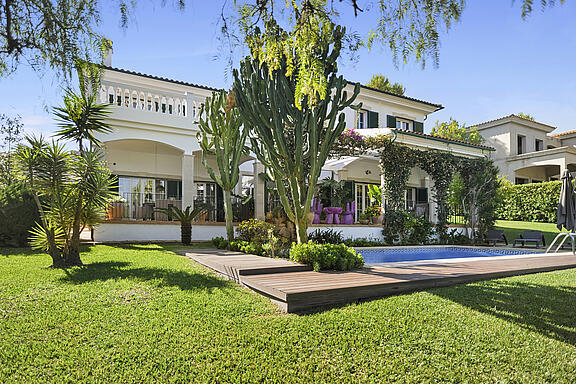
[434,279,576,345]
[60,261,229,292]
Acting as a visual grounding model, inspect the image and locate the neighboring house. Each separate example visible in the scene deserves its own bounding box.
[93,62,492,242]
[476,114,576,184]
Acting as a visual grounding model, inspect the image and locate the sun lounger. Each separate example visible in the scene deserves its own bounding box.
[513,230,546,248]
[483,230,508,246]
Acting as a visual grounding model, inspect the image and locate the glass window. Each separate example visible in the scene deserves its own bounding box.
[396,119,412,131]
[357,111,366,129]
[517,135,526,154]
[535,139,544,151]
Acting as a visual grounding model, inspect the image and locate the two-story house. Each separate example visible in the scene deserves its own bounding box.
[477,114,576,184]
[92,61,492,242]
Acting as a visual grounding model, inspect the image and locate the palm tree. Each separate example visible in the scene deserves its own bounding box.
[155,206,208,245]
[52,88,112,264]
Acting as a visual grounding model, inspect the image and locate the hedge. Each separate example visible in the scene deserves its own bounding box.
[0,182,39,247]
[495,181,561,223]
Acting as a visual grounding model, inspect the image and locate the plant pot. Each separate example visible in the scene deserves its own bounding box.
[372,214,384,225]
[107,202,124,220]
[359,219,369,225]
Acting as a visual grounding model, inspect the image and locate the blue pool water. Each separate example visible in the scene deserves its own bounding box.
[359,247,542,264]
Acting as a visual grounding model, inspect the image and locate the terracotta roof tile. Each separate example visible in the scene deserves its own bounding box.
[391,128,495,151]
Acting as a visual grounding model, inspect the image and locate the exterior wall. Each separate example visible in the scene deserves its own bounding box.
[94,223,233,242]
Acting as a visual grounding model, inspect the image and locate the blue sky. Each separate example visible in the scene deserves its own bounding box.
[1,0,575,136]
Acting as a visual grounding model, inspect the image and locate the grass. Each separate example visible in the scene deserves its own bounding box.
[2,244,576,382]
[495,220,560,246]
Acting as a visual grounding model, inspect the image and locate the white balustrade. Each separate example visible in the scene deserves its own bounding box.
[99,81,202,119]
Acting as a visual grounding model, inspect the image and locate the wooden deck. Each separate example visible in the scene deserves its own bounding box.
[183,249,576,313]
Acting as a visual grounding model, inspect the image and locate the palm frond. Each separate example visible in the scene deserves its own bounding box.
[155,205,208,223]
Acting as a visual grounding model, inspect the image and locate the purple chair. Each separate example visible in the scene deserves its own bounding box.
[341,201,355,225]
[311,198,323,224]
[324,207,342,225]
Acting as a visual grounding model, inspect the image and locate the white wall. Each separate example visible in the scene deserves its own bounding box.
[93,223,235,242]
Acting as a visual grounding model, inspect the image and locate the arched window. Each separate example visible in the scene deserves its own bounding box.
[176,99,181,116]
[161,97,167,113]
[124,90,130,107]
[154,95,160,112]
[168,98,174,114]
[116,88,122,106]
[182,100,187,117]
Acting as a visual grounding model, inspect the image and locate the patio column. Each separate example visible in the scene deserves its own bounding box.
[254,161,266,220]
[182,154,195,210]
[425,176,437,223]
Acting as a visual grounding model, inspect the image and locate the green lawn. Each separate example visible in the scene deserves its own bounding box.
[495,220,560,246]
[2,244,576,382]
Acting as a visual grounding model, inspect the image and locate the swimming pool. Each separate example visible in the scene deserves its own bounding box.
[359,246,542,264]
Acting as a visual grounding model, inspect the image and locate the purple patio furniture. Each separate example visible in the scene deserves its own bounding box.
[341,201,355,225]
[311,198,323,224]
[324,207,342,225]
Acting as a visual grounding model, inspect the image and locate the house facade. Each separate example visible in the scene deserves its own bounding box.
[93,64,492,242]
[477,114,576,184]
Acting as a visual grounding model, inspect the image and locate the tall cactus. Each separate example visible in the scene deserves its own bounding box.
[233,25,360,243]
[196,90,248,243]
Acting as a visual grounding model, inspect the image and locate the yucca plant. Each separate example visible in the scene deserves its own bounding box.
[155,205,208,245]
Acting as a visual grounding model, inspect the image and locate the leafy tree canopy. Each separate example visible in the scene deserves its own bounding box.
[517,112,535,121]
[365,74,405,95]
[431,118,485,145]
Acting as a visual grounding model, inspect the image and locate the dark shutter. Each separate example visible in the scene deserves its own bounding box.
[416,188,428,203]
[413,121,424,133]
[367,111,379,128]
[386,115,397,128]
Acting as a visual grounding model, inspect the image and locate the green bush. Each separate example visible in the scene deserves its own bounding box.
[0,182,39,247]
[289,242,364,271]
[308,228,344,244]
[496,181,561,223]
[236,219,276,246]
[211,236,228,249]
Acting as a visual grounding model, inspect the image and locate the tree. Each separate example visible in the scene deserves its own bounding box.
[234,21,360,243]
[431,118,485,145]
[365,74,405,95]
[0,113,23,185]
[196,89,248,243]
[17,136,115,267]
[517,112,535,121]
[155,206,208,245]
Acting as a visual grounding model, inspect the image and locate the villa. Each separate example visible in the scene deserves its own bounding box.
[477,114,576,184]
[93,60,492,242]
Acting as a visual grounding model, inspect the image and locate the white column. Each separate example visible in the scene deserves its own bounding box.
[182,154,195,210]
[425,176,437,223]
[253,161,266,220]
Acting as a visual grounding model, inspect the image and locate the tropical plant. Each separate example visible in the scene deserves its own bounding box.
[155,206,208,245]
[308,228,344,244]
[367,184,382,207]
[196,89,248,244]
[236,219,276,246]
[16,136,115,267]
[234,23,360,243]
[289,242,364,271]
[365,74,405,95]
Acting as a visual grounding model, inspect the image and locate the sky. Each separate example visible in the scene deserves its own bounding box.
[1,0,576,136]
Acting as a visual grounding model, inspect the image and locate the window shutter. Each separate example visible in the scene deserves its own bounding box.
[413,121,424,133]
[386,115,397,128]
[367,111,379,128]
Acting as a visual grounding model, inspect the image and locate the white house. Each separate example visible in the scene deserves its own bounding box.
[477,114,576,184]
[93,63,492,242]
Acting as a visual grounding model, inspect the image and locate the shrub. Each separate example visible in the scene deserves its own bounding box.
[236,219,276,245]
[0,182,39,247]
[496,181,560,223]
[289,242,364,271]
[211,236,228,249]
[308,228,344,244]
[405,215,435,245]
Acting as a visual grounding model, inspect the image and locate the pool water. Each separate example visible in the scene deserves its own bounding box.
[359,246,542,264]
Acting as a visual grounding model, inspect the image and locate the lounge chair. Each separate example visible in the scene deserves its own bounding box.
[513,230,546,248]
[483,230,508,246]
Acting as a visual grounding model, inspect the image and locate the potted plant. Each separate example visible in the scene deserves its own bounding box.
[106,196,127,220]
[358,212,371,225]
[365,205,383,225]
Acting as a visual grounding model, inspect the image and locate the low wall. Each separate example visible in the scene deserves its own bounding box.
[93,222,467,243]
[93,222,236,243]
